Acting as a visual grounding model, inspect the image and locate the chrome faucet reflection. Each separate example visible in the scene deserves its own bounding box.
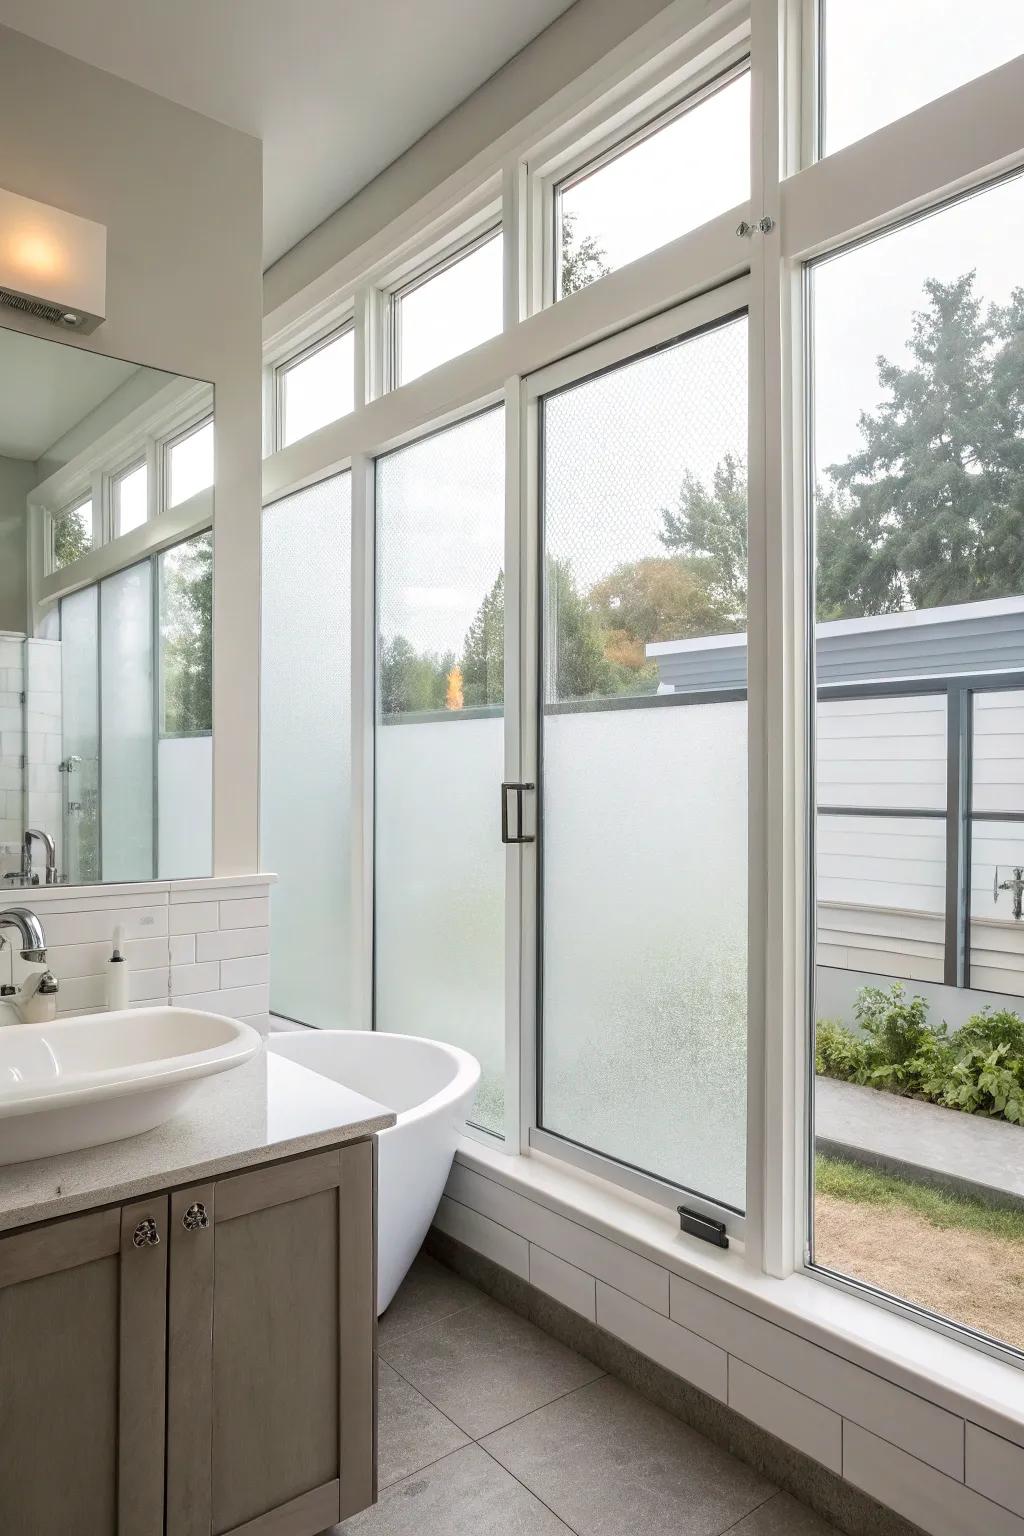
[22,828,59,886]
[0,907,59,1024]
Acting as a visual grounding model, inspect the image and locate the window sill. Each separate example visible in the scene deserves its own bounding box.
[454,1133,1024,1449]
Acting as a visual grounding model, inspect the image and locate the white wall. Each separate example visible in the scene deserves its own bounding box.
[0,25,263,878]
[0,454,34,632]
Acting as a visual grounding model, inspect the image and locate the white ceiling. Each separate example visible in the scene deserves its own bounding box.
[0,0,576,267]
[0,328,137,460]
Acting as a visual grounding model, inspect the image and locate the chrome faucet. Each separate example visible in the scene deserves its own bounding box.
[22,828,58,886]
[0,907,59,1023]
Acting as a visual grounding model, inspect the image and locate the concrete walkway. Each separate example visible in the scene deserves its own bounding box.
[815,1076,1024,1209]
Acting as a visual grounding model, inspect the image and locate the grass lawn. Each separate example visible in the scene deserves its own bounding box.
[814,1155,1024,1351]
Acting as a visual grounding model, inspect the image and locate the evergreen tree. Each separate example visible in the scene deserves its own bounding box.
[161,531,213,733]
[460,571,505,706]
[657,453,748,623]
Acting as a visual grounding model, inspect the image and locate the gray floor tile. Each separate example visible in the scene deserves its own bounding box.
[377,1253,485,1349]
[338,1443,573,1535]
[378,1293,605,1438]
[483,1374,775,1536]
[377,1359,469,1489]
[724,1492,839,1535]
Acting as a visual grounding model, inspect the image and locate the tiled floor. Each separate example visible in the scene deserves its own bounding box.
[335,1253,841,1536]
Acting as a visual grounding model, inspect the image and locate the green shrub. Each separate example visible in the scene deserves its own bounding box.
[814,983,1024,1125]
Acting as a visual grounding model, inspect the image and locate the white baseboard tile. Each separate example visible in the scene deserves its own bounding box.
[434,1195,529,1280]
[595,1281,727,1403]
[446,1162,669,1314]
[966,1424,1024,1520]
[670,1274,964,1478]
[529,1244,596,1321]
[843,1424,1024,1536]
[728,1358,842,1474]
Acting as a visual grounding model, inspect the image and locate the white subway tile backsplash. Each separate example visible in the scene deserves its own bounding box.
[175,983,270,1021]
[196,926,270,962]
[434,1195,529,1280]
[669,1274,963,1478]
[529,1245,596,1320]
[129,968,172,1004]
[596,1281,727,1402]
[44,935,168,980]
[728,1358,842,1473]
[218,896,269,930]
[44,905,167,948]
[844,1424,1024,1536]
[171,961,220,996]
[220,953,270,989]
[169,934,195,966]
[170,901,218,935]
[966,1424,1024,1520]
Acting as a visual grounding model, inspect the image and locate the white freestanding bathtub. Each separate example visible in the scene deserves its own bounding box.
[267,1029,480,1313]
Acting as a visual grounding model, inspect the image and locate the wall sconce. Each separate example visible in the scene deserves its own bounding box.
[0,187,106,334]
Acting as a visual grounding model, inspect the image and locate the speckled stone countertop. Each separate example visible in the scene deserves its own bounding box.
[0,1049,395,1232]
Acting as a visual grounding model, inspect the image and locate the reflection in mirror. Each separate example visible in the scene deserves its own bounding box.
[0,324,213,887]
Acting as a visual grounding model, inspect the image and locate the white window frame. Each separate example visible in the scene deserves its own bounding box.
[272,320,356,453]
[257,0,1024,1371]
[48,488,97,573]
[161,411,215,513]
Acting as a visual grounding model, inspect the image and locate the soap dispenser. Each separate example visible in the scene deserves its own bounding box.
[106,925,130,1010]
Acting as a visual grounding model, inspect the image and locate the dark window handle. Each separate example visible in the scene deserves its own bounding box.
[501,782,535,844]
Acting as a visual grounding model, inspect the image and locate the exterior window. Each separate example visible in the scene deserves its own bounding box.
[53,497,92,569]
[391,228,503,386]
[113,460,148,535]
[375,408,506,1132]
[555,68,749,300]
[159,531,213,735]
[261,474,352,1029]
[820,0,1024,154]
[278,327,355,448]
[809,172,1024,1355]
[167,418,214,508]
[538,313,748,1207]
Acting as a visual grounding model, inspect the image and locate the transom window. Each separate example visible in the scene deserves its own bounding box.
[167,417,214,508]
[53,495,93,569]
[389,226,503,386]
[112,460,148,536]
[277,325,355,448]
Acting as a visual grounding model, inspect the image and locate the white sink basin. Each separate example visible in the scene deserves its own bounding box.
[0,1007,262,1165]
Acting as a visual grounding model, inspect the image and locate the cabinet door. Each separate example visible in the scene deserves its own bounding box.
[167,1141,376,1536]
[0,1196,168,1536]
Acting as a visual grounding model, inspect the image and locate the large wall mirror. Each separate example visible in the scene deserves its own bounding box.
[0,325,213,887]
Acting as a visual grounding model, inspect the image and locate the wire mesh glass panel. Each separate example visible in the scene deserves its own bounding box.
[972,689,1024,814]
[394,231,503,386]
[539,314,748,1207]
[821,0,1024,155]
[556,71,749,300]
[100,561,154,881]
[261,472,352,1028]
[817,694,947,811]
[59,585,100,885]
[280,329,355,448]
[375,407,505,1134]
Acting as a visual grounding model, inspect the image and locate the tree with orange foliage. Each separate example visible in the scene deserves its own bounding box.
[445,663,464,711]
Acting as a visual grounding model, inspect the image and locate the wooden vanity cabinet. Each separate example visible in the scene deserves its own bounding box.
[0,1140,376,1536]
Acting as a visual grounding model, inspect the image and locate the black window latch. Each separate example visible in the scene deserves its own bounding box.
[677,1205,729,1249]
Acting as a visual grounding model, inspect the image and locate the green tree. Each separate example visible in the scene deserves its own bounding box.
[817,274,1024,616]
[461,571,505,707]
[161,531,212,733]
[379,635,454,715]
[546,556,620,699]
[588,555,739,689]
[657,453,748,624]
[53,504,91,568]
[560,209,610,298]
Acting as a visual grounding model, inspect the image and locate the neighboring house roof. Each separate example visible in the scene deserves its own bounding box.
[646,595,1024,693]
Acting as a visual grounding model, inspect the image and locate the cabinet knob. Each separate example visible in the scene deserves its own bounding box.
[132,1216,161,1248]
[182,1201,210,1232]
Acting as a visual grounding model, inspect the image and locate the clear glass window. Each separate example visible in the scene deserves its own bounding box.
[556,69,749,300]
[167,419,214,508]
[53,497,92,569]
[820,0,1024,155]
[392,229,503,386]
[159,531,213,736]
[279,327,355,448]
[113,461,148,536]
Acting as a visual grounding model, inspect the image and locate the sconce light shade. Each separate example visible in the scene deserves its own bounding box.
[0,187,106,334]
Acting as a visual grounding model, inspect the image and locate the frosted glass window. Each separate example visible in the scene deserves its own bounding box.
[114,461,148,535]
[53,497,92,569]
[100,561,154,881]
[167,419,214,507]
[261,473,352,1028]
[279,328,354,448]
[821,1,1024,155]
[375,408,505,1134]
[159,532,213,735]
[59,585,100,886]
[539,316,748,1207]
[393,231,503,386]
[158,736,212,879]
[557,71,749,300]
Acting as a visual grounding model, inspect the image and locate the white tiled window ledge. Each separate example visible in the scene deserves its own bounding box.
[441,1136,1024,1536]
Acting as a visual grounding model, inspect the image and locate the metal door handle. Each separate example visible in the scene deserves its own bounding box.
[501,782,535,844]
